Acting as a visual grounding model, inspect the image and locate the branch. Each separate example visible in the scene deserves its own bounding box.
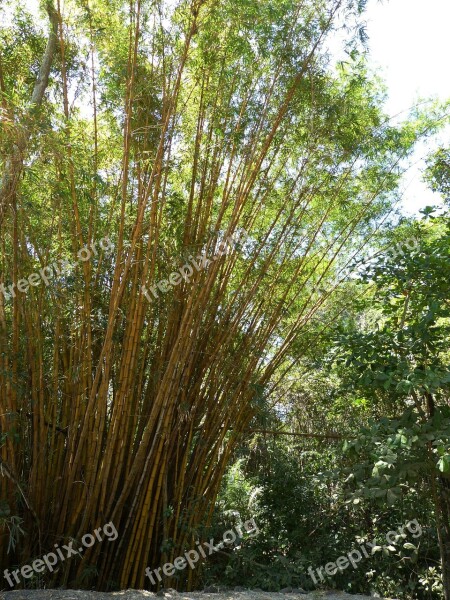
[242,428,345,440]
[31,2,59,106]
[24,411,68,436]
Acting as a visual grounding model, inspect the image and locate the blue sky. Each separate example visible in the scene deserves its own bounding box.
[365,0,450,214]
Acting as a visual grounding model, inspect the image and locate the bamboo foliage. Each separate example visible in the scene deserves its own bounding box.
[0,0,433,590]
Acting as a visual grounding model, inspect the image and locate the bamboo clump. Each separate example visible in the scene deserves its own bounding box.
[0,0,423,589]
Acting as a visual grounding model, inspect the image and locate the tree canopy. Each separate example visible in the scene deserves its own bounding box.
[0,0,449,597]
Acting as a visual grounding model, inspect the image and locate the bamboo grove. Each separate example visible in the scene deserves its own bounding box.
[0,0,442,590]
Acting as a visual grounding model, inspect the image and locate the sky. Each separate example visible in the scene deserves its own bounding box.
[3,0,450,216]
[364,0,450,215]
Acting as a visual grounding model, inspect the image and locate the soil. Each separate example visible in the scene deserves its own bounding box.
[0,588,387,600]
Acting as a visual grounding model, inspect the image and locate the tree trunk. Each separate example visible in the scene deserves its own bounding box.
[436,474,450,600]
[0,1,58,228]
[427,392,450,599]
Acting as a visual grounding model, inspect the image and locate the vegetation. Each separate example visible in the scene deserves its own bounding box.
[0,0,449,598]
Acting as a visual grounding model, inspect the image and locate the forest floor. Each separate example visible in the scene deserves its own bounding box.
[0,589,386,600]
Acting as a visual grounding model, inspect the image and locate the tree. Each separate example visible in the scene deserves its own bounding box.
[334,193,450,597]
[0,0,446,589]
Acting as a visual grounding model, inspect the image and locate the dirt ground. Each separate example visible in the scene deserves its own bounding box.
[0,588,386,600]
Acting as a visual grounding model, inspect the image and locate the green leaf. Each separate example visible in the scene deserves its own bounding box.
[438,455,450,473]
[403,542,416,550]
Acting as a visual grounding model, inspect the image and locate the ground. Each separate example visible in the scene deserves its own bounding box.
[0,589,386,600]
